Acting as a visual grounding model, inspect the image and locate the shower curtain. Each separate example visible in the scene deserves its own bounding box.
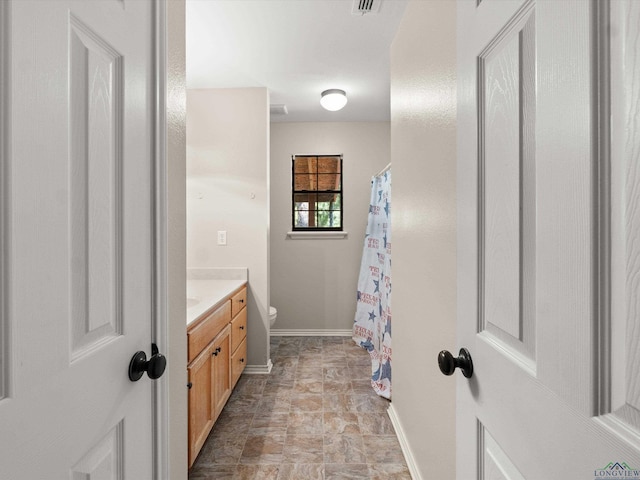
[353,169,392,399]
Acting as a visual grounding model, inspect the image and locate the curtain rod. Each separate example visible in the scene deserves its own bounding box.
[374,162,391,177]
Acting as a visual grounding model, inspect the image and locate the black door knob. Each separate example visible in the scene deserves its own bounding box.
[129,343,167,381]
[438,348,473,378]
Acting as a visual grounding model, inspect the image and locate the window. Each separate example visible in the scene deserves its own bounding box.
[292,154,343,231]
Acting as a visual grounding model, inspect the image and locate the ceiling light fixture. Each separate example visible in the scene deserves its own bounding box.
[320,89,347,111]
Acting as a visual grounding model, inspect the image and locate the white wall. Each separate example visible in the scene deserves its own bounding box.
[389,1,457,478]
[270,122,390,333]
[186,87,270,367]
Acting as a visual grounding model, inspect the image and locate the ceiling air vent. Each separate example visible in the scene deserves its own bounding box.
[352,0,382,15]
[270,104,288,115]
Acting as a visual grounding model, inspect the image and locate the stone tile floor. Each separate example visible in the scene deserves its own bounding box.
[189,336,411,480]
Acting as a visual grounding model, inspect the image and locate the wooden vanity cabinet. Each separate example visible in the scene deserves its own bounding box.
[187,285,247,468]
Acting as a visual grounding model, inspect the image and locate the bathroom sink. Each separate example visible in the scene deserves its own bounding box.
[187,297,200,308]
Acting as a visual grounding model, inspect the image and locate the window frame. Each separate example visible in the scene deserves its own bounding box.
[291,154,344,232]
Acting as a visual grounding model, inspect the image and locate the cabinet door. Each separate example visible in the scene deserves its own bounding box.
[188,344,214,467]
[212,325,232,420]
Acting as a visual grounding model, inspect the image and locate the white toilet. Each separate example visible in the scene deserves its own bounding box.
[269,306,277,327]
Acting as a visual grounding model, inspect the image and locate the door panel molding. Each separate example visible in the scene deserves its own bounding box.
[593,0,612,417]
[0,0,9,403]
[477,420,526,480]
[68,13,124,362]
[534,0,595,414]
[151,2,170,478]
[618,1,640,423]
[609,0,640,440]
[70,420,124,480]
[477,0,536,369]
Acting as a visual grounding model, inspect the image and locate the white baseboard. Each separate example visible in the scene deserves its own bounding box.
[243,358,273,375]
[388,403,420,480]
[270,328,352,337]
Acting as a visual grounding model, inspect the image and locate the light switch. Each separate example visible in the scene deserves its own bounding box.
[217,230,227,246]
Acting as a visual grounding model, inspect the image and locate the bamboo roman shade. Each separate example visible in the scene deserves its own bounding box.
[293,155,341,200]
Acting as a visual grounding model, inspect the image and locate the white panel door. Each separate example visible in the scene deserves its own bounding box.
[457,0,640,478]
[0,1,159,478]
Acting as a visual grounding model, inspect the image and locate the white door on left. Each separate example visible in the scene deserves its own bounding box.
[0,1,159,477]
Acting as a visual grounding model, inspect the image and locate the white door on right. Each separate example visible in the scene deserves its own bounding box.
[457,1,640,478]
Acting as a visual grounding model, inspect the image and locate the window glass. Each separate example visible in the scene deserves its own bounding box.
[292,155,343,231]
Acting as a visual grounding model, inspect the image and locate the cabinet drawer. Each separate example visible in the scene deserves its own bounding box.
[231,287,247,318]
[231,337,247,388]
[230,307,247,353]
[187,301,231,363]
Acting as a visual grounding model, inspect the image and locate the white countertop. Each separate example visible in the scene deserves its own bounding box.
[186,268,248,326]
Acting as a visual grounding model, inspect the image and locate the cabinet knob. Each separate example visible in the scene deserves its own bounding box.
[239,326,245,330]
[239,299,244,303]
[187,382,192,389]
[240,358,245,363]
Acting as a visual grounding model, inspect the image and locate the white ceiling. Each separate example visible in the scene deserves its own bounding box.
[186,0,409,123]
